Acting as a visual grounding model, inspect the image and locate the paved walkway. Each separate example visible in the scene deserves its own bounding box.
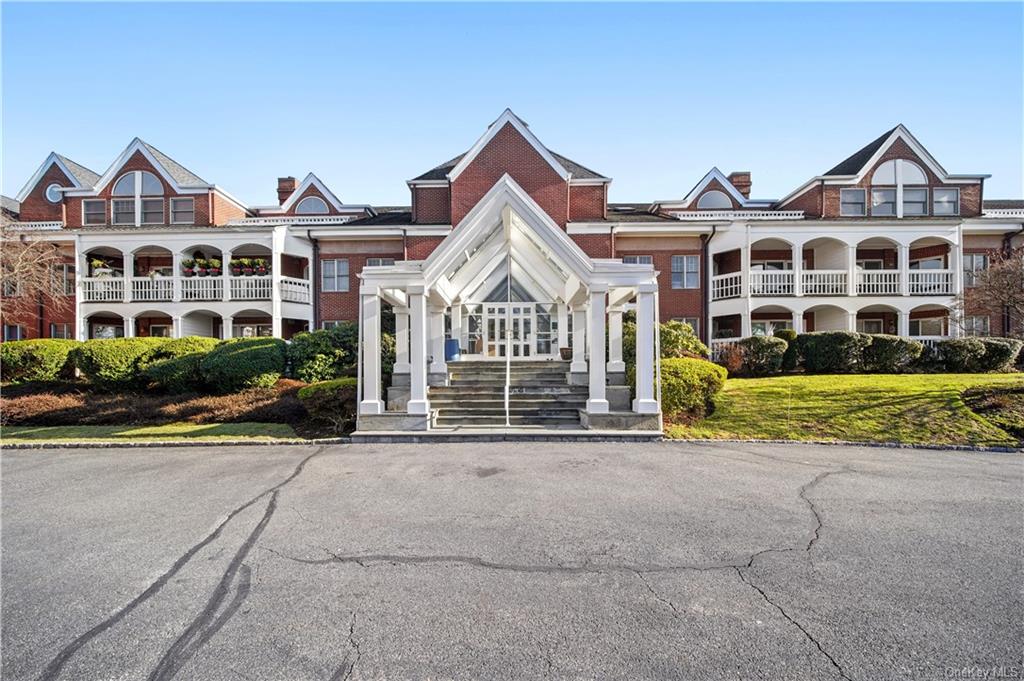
[2,442,1021,680]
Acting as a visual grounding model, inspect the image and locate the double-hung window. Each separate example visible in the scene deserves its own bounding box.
[49,323,72,339]
[53,264,75,295]
[964,316,990,337]
[933,188,959,216]
[902,188,928,216]
[83,200,106,225]
[366,258,396,267]
[170,198,194,224]
[674,317,700,335]
[622,255,653,265]
[963,254,988,288]
[321,259,349,292]
[112,199,136,225]
[4,325,24,341]
[672,255,699,289]
[871,189,896,216]
[840,189,866,216]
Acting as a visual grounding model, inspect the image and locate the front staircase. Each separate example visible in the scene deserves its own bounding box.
[429,360,585,428]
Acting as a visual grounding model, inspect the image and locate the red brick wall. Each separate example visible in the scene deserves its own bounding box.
[412,187,451,224]
[568,185,606,221]
[405,236,445,261]
[317,244,405,325]
[569,234,612,259]
[450,122,569,227]
[781,184,823,217]
[210,191,247,225]
[0,252,77,340]
[18,163,71,221]
[616,248,704,327]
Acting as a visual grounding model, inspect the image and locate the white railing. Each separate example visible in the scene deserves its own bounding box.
[801,270,847,296]
[710,337,741,361]
[909,270,953,295]
[857,270,900,296]
[181,276,224,301]
[82,277,124,302]
[228,215,355,226]
[131,277,173,302]
[280,276,312,303]
[230,275,272,300]
[913,335,949,350]
[671,210,805,221]
[711,273,742,300]
[750,270,794,296]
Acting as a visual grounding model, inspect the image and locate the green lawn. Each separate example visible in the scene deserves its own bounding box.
[1,422,297,445]
[667,373,1024,447]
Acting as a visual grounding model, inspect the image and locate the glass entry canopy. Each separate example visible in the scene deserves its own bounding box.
[460,302,559,359]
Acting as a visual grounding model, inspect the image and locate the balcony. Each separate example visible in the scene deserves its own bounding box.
[80,275,312,304]
[908,270,953,295]
[711,269,955,301]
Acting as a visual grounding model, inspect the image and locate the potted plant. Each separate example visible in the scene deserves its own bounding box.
[208,258,222,276]
[254,258,269,276]
[239,258,254,276]
[195,258,209,277]
[181,258,196,277]
[91,258,113,278]
[229,259,242,276]
[559,347,572,360]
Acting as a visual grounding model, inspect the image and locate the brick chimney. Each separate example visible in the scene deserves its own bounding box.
[728,172,752,199]
[277,176,297,204]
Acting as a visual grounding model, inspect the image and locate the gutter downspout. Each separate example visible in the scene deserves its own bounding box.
[701,224,718,345]
[310,233,321,330]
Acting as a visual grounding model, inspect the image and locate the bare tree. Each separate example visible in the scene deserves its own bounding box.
[957,246,1024,338]
[0,225,74,321]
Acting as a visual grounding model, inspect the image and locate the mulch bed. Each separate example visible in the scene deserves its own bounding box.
[962,384,1024,441]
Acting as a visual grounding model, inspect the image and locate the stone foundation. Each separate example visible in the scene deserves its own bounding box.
[579,410,662,431]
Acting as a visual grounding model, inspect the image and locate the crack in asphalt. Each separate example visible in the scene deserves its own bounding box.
[329,613,361,681]
[633,571,683,620]
[37,448,324,681]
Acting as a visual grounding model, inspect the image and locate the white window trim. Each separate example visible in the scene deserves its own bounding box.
[856,318,885,334]
[839,188,866,216]
[112,198,136,225]
[321,258,350,293]
[112,170,165,226]
[622,255,653,265]
[82,199,106,225]
[910,256,945,270]
[170,197,195,225]
[140,197,164,225]
[871,187,897,217]
[295,195,330,215]
[902,186,929,217]
[933,187,960,216]
[856,259,885,270]
[671,254,700,289]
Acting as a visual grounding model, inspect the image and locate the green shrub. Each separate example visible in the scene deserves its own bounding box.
[938,338,986,373]
[796,331,872,374]
[976,337,1023,372]
[142,336,221,393]
[297,377,358,433]
[623,320,709,370]
[200,337,287,392]
[773,328,799,371]
[862,334,923,373]
[72,338,169,390]
[737,336,787,376]
[660,357,727,417]
[1,339,80,382]
[288,323,395,382]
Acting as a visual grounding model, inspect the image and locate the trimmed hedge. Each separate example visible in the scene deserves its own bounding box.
[297,377,358,433]
[976,337,1023,372]
[738,336,787,376]
[862,334,923,373]
[72,338,169,390]
[773,328,799,371]
[660,357,728,417]
[796,331,872,374]
[659,320,710,359]
[1,339,80,382]
[200,337,287,392]
[288,323,396,383]
[142,336,221,393]
[937,338,986,373]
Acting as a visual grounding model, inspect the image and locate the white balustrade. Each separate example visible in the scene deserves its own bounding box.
[181,276,224,301]
[913,336,949,350]
[82,277,124,302]
[131,277,174,302]
[909,270,953,295]
[857,270,901,295]
[750,270,794,296]
[230,275,273,300]
[711,273,742,300]
[801,270,848,296]
[710,337,741,361]
[279,276,312,303]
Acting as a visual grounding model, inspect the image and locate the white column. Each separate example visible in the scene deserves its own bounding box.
[740,313,752,338]
[123,252,134,303]
[222,249,233,302]
[607,308,625,373]
[428,305,447,375]
[847,310,857,332]
[570,307,587,373]
[172,252,182,302]
[899,244,910,296]
[792,242,803,296]
[359,289,384,415]
[407,287,430,415]
[898,310,910,337]
[950,233,963,295]
[74,238,86,340]
[172,315,182,339]
[123,314,135,338]
[633,283,658,414]
[740,245,751,298]
[948,308,963,338]
[791,310,803,334]
[222,315,233,339]
[271,227,285,338]
[586,286,609,414]
[846,244,857,297]
[557,302,569,351]
[450,302,463,355]
[393,307,411,374]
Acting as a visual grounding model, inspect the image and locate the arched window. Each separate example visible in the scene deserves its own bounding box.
[112,171,164,196]
[295,196,329,214]
[111,170,165,225]
[870,159,929,217]
[696,190,732,210]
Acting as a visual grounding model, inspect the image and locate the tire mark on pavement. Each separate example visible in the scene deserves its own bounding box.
[38,447,324,681]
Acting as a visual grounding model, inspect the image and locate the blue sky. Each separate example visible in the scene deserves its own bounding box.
[3,2,1022,206]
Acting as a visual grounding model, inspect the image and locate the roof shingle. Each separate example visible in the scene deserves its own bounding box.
[823,126,898,176]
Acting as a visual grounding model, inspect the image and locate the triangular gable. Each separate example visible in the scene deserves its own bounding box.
[679,168,749,208]
[15,152,97,202]
[278,173,345,212]
[89,138,211,195]
[447,109,571,183]
[835,125,988,184]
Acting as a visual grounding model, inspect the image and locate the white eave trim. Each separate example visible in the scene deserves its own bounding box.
[90,138,212,196]
[308,226,452,239]
[566,222,716,235]
[15,153,82,203]
[275,172,347,212]
[406,180,449,188]
[569,177,611,186]
[446,109,571,183]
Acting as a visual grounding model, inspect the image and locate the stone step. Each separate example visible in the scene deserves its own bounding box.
[449,380,569,387]
[437,407,581,417]
[450,361,569,369]
[429,398,586,408]
[429,387,587,397]
[435,414,581,426]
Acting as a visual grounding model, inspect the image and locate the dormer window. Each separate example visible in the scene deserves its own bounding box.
[871,159,929,217]
[111,170,165,225]
[933,188,959,216]
[696,190,731,210]
[840,188,866,216]
[295,196,329,214]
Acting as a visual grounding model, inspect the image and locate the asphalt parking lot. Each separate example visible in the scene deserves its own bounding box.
[2,441,1021,680]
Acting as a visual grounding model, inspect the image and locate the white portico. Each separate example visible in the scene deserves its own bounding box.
[355,175,661,433]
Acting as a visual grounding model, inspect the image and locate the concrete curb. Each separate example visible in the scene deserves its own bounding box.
[671,438,1023,454]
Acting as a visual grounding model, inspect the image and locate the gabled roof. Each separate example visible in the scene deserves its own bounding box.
[14,152,102,202]
[1,195,20,216]
[983,199,1024,210]
[654,167,773,210]
[140,141,207,186]
[258,172,374,216]
[410,109,609,183]
[823,127,899,176]
[90,138,212,194]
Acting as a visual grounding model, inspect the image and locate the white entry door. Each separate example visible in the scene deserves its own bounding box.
[484,304,533,358]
